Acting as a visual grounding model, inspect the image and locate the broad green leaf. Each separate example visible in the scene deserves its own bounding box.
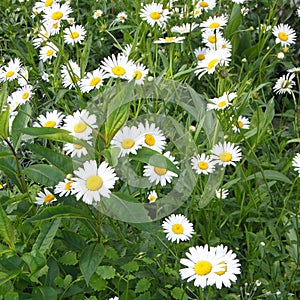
[32,287,57,300]
[26,143,73,174]
[171,287,188,300]
[129,147,180,175]
[32,219,61,254]
[26,206,90,222]
[61,230,87,251]
[22,250,47,275]
[287,138,300,144]
[0,158,23,191]
[135,278,151,294]
[0,82,8,112]
[89,273,107,291]
[225,4,242,39]
[23,164,65,186]
[245,170,292,184]
[96,265,116,280]
[0,205,15,250]
[11,102,31,150]
[0,151,13,158]
[121,261,139,273]
[79,243,105,285]
[58,251,78,266]
[0,271,20,287]
[0,106,10,139]
[4,291,19,300]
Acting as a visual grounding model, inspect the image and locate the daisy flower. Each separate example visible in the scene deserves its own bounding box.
[131,63,149,85]
[272,23,297,47]
[110,125,143,157]
[71,160,118,205]
[216,37,232,54]
[111,12,127,25]
[122,43,133,58]
[179,244,223,288]
[33,0,56,15]
[18,67,29,86]
[231,0,246,3]
[148,190,158,203]
[0,58,22,82]
[43,19,61,35]
[195,50,231,78]
[207,92,237,111]
[215,188,229,199]
[162,214,194,243]
[191,153,216,175]
[143,151,179,186]
[292,153,300,176]
[63,109,97,140]
[137,121,166,153]
[7,85,33,111]
[232,115,250,132]
[79,68,108,93]
[273,73,296,94]
[202,30,223,49]
[194,47,209,61]
[63,141,90,158]
[35,188,57,205]
[210,141,242,167]
[171,23,199,34]
[93,9,103,19]
[64,24,86,45]
[195,0,216,12]
[54,178,74,197]
[61,60,81,89]
[33,110,64,128]
[39,42,59,62]
[100,53,134,80]
[200,15,228,31]
[32,28,51,48]
[154,36,185,44]
[42,3,73,25]
[140,2,170,28]
[287,67,300,73]
[208,244,241,289]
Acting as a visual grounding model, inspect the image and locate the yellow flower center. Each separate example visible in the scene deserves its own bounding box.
[121,138,135,149]
[74,144,83,149]
[217,100,228,108]
[200,2,209,8]
[44,120,56,127]
[90,77,101,86]
[86,175,103,191]
[198,53,205,60]
[215,261,227,275]
[198,161,208,170]
[145,134,155,146]
[208,35,216,44]
[134,70,142,80]
[65,180,73,190]
[209,22,220,29]
[45,0,53,7]
[6,71,14,78]
[44,193,55,203]
[238,120,244,128]
[149,195,156,202]
[154,167,167,176]
[278,32,288,42]
[52,22,59,29]
[150,11,161,20]
[70,31,80,39]
[172,223,184,234]
[207,59,219,70]
[194,9,201,15]
[22,92,29,100]
[194,260,212,276]
[219,152,232,162]
[46,49,54,56]
[52,11,63,21]
[112,66,126,76]
[73,122,87,133]
[165,37,176,42]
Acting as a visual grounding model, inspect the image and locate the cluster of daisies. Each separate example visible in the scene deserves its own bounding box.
[161,214,241,289]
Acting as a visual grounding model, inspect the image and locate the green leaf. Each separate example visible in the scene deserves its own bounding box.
[225,3,242,39]
[171,287,188,300]
[23,164,65,186]
[130,147,180,175]
[245,170,292,184]
[22,250,47,276]
[135,278,151,293]
[0,106,10,139]
[26,206,90,222]
[32,219,61,254]
[0,151,13,158]
[0,82,8,112]
[32,287,57,300]
[121,261,139,273]
[0,205,15,250]
[79,243,105,285]
[11,102,31,150]
[19,127,74,143]
[96,265,116,279]
[89,273,107,291]
[61,230,87,251]
[0,158,23,191]
[4,291,19,300]
[26,143,74,174]
[58,252,78,266]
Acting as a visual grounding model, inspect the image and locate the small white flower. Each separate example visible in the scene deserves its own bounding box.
[207,92,236,111]
[215,188,229,199]
[272,23,297,46]
[191,153,216,175]
[54,178,74,197]
[273,73,296,94]
[64,24,86,45]
[36,188,57,205]
[292,153,300,177]
[148,190,158,203]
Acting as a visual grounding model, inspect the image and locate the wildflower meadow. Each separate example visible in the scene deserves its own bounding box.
[0,0,300,299]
